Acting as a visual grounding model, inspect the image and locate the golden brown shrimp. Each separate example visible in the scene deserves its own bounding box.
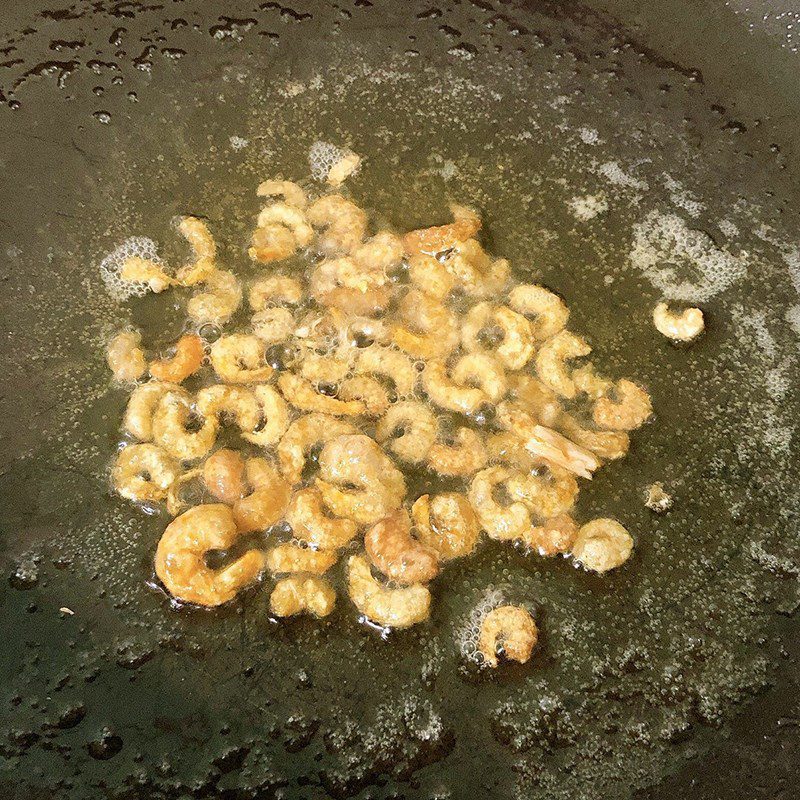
[517,513,578,557]
[165,468,202,517]
[449,353,507,403]
[411,493,480,560]
[570,518,633,572]
[152,393,219,461]
[270,575,336,617]
[248,274,303,310]
[202,448,247,504]
[354,346,416,398]
[392,289,460,359]
[427,427,488,477]
[352,231,404,274]
[535,331,591,399]
[249,223,298,263]
[443,239,509,297]
[299,352,354,384]
[478,605,538,668]
[187,269,242,326]
[124,381,187,441]
[232,457,291,533]
[338,375,391,416]
[107,329,147,382]
[277,413,358,484]
[347,554,431,629]
[592,379,652,431]
[505,465,579,520]
[241,385,290,448]
[556,413,630,461]
[364,510,439,585]
[652,301,704,342]
[277,372,365,416]
[402,203,481,256]
[508,284,569,340]
[254,202,314,250]
[195,385,261,434]
[421,361,492,416]
[174,217,217,286]
[507,374,562,428]
[571,362,613,401]
[374,401,437,464]
[265,542,338,575]
[256,179,307,209]
[408,253,455,300]
[251,307,295,345]
[286,487,359,549]
[210,334,273,384]
[120,255,173,293]
[149,334,204,383]
[307,194,368,254]
[326,151,361,187]
[461,302,535,371]
[468,466,531,541]
[155,504,265,606]
[112,443,179,504]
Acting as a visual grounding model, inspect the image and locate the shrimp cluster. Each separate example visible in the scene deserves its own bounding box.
[103,157,655,667]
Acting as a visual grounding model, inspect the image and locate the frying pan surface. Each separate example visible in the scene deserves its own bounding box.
[1,2,798,798]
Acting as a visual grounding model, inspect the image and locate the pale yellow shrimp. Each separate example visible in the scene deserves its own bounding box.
[248,274,303,310]
[593,379,652,431]
[232,457,291,533]
[286,487,359,549]
[265,542,338,575]
[210,334,273,384]
[411,493,480,560]
[352,231,404,274]
[571,362,613,401]
[152,393,219,461]
[195,385,261,434]
[299,352,354,384]
[256,179,307,209]
[461,303,535,371]
[338,375,391,416]
[309,257,392,316]
[485,431,540,472]
[364,510,439,585]
[112,443,179,504]
[402,203,481,256]
[277,373,365,416]
[505,465,579,520]
[120,256,173,293]
[478,605,538,668]
[107,329,147,382]
[316,435,406,526]
[392,289,460,359]
[535,331,591,399]
[154,504,265,607]
[427,427,488,477]
[571,518,634,573]
[251,307,295,345]
[468,466,531,541]
[277,413,358,484]
[249,223,298,263]
[443,239,509,297]
[518,513,578,557]
[374,401,437,464]
[149,334,205,383]
[507,374,562,427]
[408,253,455,300]
[421,361,490,416]
[241,385,290,448]
[354,346,416,398]
[508,284,569,340]
[270,575,336,617]
[307,194,368,254]
[347,554,431,629]
[255,202,314,247]
[449,353,507,403]
[556,413,630,461]
[326,152,361,187]
[652,301,704,342]
[124,381,187,441]
[174,217,217,286]
[187,269,242,326]
[202,449,247,504]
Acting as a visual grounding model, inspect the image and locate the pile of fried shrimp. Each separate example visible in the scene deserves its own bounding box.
[105,163,656,668]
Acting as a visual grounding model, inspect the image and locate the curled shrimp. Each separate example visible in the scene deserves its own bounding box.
[374,401,437,464]
[165,468,202,517]
[195,385,261,434]
[210,334,273,383]
[316,434,406,525]
[450,353,507,403]
[535,331,591,399]
[187,269,242,326]
[270,575,336,617]
[299,352,353,384]
[154,504,265,606]
[241,385,290,447]
[232,457,291,533]
[112,443,179,504]
[593,379,652,431]
[277,372,365,416]
[107,329,147,382]
[461,302,534,371]
[408,253,455,300]
[507,374,562,428]
[248,274,303,310]
[338,375,391,416]
[402,203,481,256]
[352,231,403,275]
[518,513,578,557]
[508,284,569,340]
[174,217,217,286]
[286,487,359,549]
[309,257,391,315]
[256,179,307,209]
[120,255,172,293]
[265,542,338,575]
[411,493,480,560]
[421,360,495,416]
[250,202,314,263]
[364,510,439,584]
[427,427,488,477]
[124,381,187,441]
[556,412,630,461]
[354,346,416,398]
[152,393,218,461]
[478,605,538,668]
[149,334,204,383]
[202,448,247,504]
[571,362,613,401]
[277,413,358,484]
[505,464,579,520]
[392,289,460,359]
[326,151,361,187]
[307,194,368,254]
[252,307,295,345]
[347,554,431,629]
[443,239,509,297]
[570,518,633,573]
[653,301,704,342]
[468,466,531,541]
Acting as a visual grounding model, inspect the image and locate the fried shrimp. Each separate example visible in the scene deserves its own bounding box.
[299,352,353,384]
[402,203,481,256]
[505,465,579,520]
[443,239,509,297]
[202,448,247,504]
[338,375,391,416]
[307,194,368,254]
[195,385,261,434]
[427,427,488,476]
[508,284,569,340]
[286,487,359,549]
[392,289,460,359]
[411,493,480,560]
[241,385,290,447]
[232,457,291,533]
[507,374,562,428]
[112,443,179,504]
[592,379,652,431]
[316,435,406,525]
[556,413,630,461]
[468,467,531,541]
[174,217,217,286]
[249,202,314,263]
[256,179,307,209]
[571,362,613,401]
[187,269,242,326]
[535,331,591,399]
[107,329,147,382]
[277,372,366,416]
[265,542,338,575]
[571,518,633,572]
[485,431,540,472]
[277,413,358,484]
[124,381,186,441]
[347,554,431,629]
[652,301,705,342]
[248,274,303,310]
[152,393,219,461]
[374,401,437,464]
[478,605,538,668]
[149,334,204,383]
[353,231,404,275]
[408,253,455,300]
[326,151,361,187]
[518,513,578,557]
[421,361,492,416]
[364,510,439,584]
[210,334,273,383]
[450,353,507,403]
[270,575,336,617]
[251,307,295,345]
[120,255,172,293]
[155,504,265,606]
[354,346,416,398]
[461,302,535,371]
